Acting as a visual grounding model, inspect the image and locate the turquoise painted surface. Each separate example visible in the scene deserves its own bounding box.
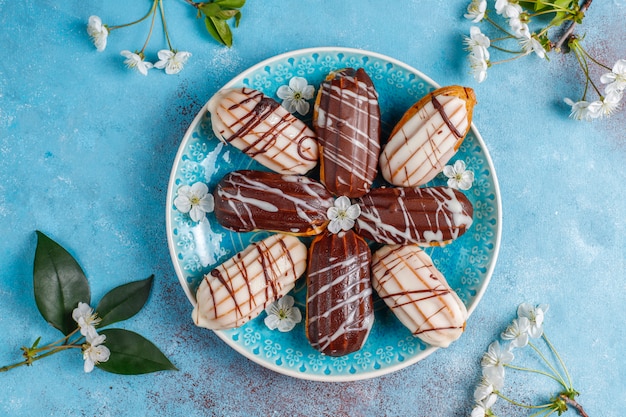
[1,1,625,416]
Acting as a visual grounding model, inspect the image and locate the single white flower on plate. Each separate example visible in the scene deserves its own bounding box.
[600,59,626,94]
[465,26,491,60]
[501,316,530,348]
[481,340,514,382]
[517,303,549,338]
[120,50,153,76]
[469,52,489,83]
[83,330,110,373]
[519,33,546,59]
[72,302,101,336]
[470,393,497,417]
[174,182,214,222]
[327,196,361,234]
[154,49,192,75]
[87,15,109,52]
[276,77,315,115]
[443,160,474,190]
[464,0,487,22]
[264,295,302,332]
[564,98,594,121]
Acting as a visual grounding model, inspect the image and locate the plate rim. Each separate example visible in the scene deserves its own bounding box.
[165,46,503,382]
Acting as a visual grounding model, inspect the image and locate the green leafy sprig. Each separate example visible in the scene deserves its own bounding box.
[188,0,246,47]
[0,231,176,375]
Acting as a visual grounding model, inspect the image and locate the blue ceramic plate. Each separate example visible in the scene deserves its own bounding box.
[166,47,501,381]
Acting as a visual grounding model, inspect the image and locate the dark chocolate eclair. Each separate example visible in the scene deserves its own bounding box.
[306,229,374,357]
[355,186,473,246]
[213,170,334,236]
[313,68,381,198]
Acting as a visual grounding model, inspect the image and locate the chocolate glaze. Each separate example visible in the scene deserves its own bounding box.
[306,230,374,356]
[356,186,473,246]
[213,170,334,235]
[314,68,381,198]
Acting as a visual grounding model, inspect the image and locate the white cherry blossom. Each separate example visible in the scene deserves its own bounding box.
[600,59,626,94]
[464,0,487,22]
[443,159,474,190]
[519,33,546,59]
[120,50,153,76]
[72,302,101,336]
[154,50,192,75]
[326,196,361,234]
[501,316,530,348]
[87,15,109,52]
[564,98,595,121]
[469,52,489,83]
[174,182,214,222]
[264,295,302,332]
[517,303,549,338]
[83,330,110,373]
[481,340,514,383]
[465,26,490,61]
[276,77,315,115]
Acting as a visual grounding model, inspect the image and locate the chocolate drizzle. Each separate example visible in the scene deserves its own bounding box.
[431,95,463,139]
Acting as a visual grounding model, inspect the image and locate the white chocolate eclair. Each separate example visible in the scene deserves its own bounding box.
[379,86,476,187]
[193,234,307,330]
[371,244,468,348]
[207,87,319,175]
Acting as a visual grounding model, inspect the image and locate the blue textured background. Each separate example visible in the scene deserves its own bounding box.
[1,1,624,416]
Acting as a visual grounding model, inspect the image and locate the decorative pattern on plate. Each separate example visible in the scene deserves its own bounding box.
[166,47,501,382]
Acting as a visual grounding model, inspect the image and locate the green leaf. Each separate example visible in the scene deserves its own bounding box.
[215,9,239,20]
[215,0,246,8]
[199,2,221,17]
[33,231,90,335]
[97,329,177,375]
[95,275,154,328]
[205,16,233,47]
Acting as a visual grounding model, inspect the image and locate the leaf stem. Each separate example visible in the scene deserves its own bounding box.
[140,0,160,54]
[1,345,81,372]
[108,1,160,31]
[495,390,552,410]
[528,341,569,389]
[159,0,174,51]
[504,363,564,385]
[543,333,573,389]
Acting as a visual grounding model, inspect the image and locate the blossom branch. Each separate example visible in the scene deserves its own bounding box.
[552,0,594,52]
[558,394,589,417]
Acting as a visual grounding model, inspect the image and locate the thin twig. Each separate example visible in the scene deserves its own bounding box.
[559,394,589,417]
[553,0,594,51]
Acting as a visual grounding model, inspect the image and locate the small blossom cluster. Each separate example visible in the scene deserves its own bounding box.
[463,0,623,121]
[472,303,549,416]
[72,302,110,373]
[464,0,548,83]
[563,58,626,121]
[87,0,191,76]
[471,303,585,417]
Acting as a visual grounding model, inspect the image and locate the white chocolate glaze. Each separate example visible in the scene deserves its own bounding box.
[371,244,468,348]
[193,234,307,330]
[380,94,470,187]
[208,87,319,175]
